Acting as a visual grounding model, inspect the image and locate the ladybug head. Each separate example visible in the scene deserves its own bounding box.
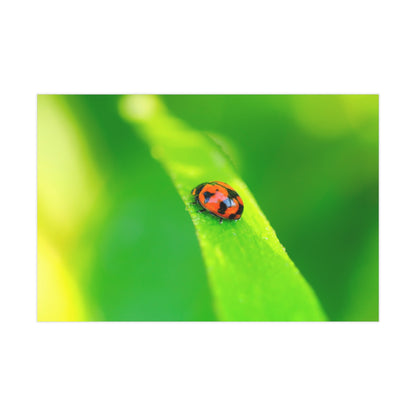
[191,182,207,197]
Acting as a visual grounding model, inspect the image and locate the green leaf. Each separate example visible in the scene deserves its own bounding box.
[120,96,327,321]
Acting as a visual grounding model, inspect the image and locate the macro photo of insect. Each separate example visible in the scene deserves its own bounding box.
[191,181,244,223]
[37,94,378,321]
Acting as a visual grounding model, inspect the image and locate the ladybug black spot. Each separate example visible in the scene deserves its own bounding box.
[203,191,215,204]
[236,203,244,216]
[226,188,238,199]
[218,201,228,214]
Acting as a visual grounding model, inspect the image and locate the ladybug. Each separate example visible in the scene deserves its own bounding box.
[191,181,244,223]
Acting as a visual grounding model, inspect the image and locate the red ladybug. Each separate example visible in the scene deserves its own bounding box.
[191,181,244,223]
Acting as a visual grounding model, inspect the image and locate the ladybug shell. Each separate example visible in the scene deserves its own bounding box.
[192,181,244,220]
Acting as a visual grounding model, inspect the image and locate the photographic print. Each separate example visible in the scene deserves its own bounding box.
[37,95,378,321]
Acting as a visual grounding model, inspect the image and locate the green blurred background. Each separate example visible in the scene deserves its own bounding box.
[37,95,378,321]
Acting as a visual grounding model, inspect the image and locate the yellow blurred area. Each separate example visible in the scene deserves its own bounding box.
[37,236,87,321]
[292,95,378,140]
[37,95,102,321]
[119,94,164,121]
[37,96,102,242]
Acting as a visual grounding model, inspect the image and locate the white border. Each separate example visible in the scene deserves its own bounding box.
[1,1,415,415]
